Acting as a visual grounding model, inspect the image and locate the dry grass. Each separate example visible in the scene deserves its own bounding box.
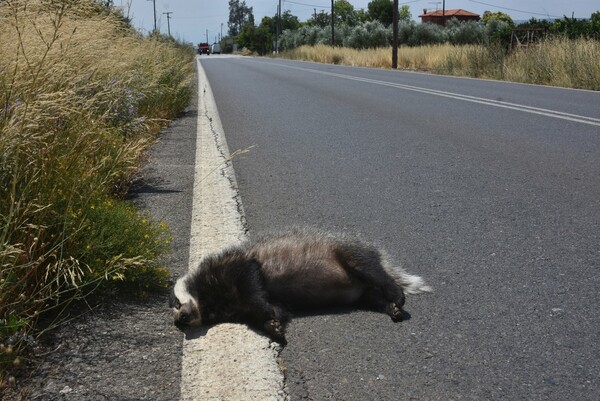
[282,43,457,70]
[0,0,194,381]
[504,38,600,89]
[282,39,600,90]
[283,44,393,68]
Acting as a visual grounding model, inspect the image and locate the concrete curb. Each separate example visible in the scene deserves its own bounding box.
[179,57,287,401]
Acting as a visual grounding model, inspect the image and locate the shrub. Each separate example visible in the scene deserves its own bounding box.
[485,18,512,46]
[281,20,501,50]
[446,19,486,45]
[344,21,391,49]
[0,0,193,375]
[409,22,448,46]
[398,21,415,44]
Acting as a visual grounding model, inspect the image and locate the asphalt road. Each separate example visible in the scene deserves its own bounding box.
[200,56,600,401]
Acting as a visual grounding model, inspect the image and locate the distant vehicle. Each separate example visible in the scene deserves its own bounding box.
[197,42,210,55]
[211,43,221,54]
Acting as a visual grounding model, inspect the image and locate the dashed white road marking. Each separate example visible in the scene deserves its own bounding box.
[179,57,286,401]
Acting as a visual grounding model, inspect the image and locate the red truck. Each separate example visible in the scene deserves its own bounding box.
[197,42,210,55]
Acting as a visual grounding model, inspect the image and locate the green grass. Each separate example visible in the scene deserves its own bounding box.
[0,0,194,382]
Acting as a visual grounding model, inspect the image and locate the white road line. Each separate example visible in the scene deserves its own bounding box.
[253,60,600,127]
[180,57,286,401]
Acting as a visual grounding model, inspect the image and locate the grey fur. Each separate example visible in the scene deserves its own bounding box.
[170,228,431,344]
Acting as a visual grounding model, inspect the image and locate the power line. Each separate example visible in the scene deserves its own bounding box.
[285,0,420,9]
[285,0,329,8]
[468,0,563,18]
[399,1,423,5]
[172,15,229,20]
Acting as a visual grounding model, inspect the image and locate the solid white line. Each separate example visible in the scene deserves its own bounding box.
[254,60,600,127]
[180,57,286,401]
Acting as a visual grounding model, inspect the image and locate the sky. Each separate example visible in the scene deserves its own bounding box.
[121,0,600,43]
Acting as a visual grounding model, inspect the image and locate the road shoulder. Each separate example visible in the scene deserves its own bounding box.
[178,57,286,401]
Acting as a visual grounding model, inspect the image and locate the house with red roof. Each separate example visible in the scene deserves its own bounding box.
[419,9,480,25]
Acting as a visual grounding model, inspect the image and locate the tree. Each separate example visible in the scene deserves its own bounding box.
[238,15,277,55]
[517,17,552,30]
[277,10,301,32]
[237,13,256,48]
[228,0,253,37]
[255,17,274,55]
[482,11,515,27]
[591,11,600,37]
[551,14,593,38]
[354,9,369,24]
[367,0,393,26]
[334,0,356,26]
[268,10,301,43]
[399,5,411,23]
[312,10,331,28]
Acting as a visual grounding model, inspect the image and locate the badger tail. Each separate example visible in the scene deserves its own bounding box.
[395,271,432,294]
[379,250,432,294]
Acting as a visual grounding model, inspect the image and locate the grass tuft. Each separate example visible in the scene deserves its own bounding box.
[0,0,194,379]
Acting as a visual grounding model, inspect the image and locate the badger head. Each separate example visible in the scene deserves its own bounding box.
[169,276,202,326]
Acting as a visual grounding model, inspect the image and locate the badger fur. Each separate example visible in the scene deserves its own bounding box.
[170,229,431,344]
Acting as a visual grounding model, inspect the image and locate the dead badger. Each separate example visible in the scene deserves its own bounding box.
[170,229,431,344]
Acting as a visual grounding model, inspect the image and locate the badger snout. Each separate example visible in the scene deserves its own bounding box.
[171,300,202,326]
[170,278,202,327]
[178,310,192,324]
[178,301,202,324]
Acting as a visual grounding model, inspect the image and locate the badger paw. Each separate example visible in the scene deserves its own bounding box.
[264,319,287,345]
[388,302,404,322]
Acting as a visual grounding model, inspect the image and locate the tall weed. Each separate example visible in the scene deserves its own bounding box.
[443,44,506,79]
[504,37,600,90]
[281,39,600,90]
[0,0,193,376]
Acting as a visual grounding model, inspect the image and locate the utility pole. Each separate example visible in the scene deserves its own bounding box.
[276,0,281,53]
[331,0,334,45]
[392,0,398,69]
[206,29,209,43]
[147,0,157,33]
[163,12,172,36]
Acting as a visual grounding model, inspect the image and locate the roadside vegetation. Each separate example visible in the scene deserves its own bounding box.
[277,6,600,91]
[281,38,600,90]
[224,0,599,90]
[0,0,194,382]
